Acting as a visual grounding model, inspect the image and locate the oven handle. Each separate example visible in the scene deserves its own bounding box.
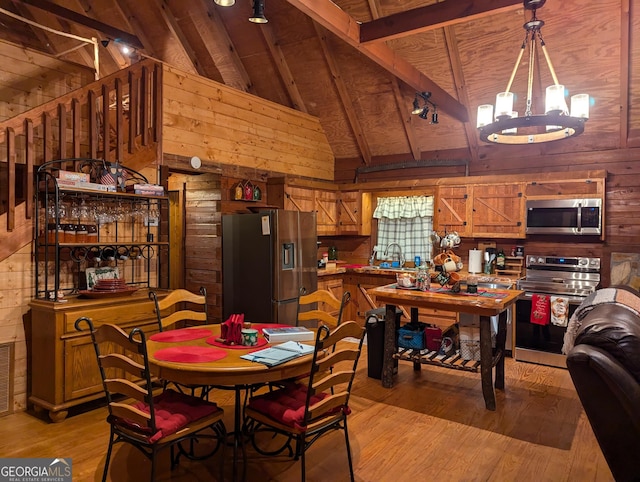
[521,292,585,305]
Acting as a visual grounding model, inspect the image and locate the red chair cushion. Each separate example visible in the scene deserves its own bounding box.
[122,389,220,443]
[248,383,349,430]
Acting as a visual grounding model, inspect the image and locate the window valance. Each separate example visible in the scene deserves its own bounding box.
[373,196,434,219]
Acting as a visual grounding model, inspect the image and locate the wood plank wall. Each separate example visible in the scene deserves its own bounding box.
[161,65,335,180]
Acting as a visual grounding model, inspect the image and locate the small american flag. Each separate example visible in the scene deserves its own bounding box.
[100,162,128,190]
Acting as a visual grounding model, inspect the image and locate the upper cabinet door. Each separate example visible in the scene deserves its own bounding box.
[435,185,472,237]
[314,190,338,236]
[471,183,525,238]
[338,191,371,236]
[284,186,315,213]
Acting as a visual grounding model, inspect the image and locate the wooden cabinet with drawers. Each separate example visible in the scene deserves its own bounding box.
[29,290,169,422]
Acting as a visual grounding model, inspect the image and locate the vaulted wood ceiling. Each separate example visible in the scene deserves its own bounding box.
[0,0,637,182]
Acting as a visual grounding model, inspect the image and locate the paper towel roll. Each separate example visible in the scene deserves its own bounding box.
[468,249,483,273]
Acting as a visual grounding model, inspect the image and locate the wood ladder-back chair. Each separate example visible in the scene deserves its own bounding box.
[150,287,208,331]
[149,288,212,398]
[296,288,351,328]
[74,317,226,482]
[243,320,365,482]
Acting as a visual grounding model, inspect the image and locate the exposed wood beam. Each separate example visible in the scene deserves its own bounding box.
[259,22,307,113]
[155,0,201,75]
[442,25,480,164]
[199,1,254,93]
[368,0,421,161]
[9,0,97,69]
[5,1,55,54]
[17,0,144,49]
[360,0,522,43]
[285,0,469,123]
[391,80,420,161]
[108,0,158,60]
[314,23,372,165]
[72,0,127,72]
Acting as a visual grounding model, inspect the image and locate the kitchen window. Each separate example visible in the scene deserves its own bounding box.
[373,196,434,263]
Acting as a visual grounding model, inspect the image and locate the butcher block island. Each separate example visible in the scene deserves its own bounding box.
[29,289,171,422]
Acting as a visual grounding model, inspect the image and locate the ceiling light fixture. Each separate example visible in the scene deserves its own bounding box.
[214,0,235,5]
[249,0,268,24]
[411,92,438,124]
[477,0,589,144]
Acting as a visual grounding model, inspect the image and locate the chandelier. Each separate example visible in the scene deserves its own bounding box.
[476,0,589,144]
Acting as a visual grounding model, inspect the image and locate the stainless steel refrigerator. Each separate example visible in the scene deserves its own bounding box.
[222,210,318,324]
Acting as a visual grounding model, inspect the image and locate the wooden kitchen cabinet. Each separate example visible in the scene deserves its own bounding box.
[524,172,605,199]
[435,185,472,237]
[29,290,168,422]
[344,273,457,327]
[471,183,525,238]
[338,191,372,235]
[315,189,338,235]
[317,275,344,319]
[268,178,372,236]
[436,183,525,238]
[281,185,316,213]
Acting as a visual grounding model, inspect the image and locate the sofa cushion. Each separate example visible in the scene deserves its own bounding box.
[575,303,640,384]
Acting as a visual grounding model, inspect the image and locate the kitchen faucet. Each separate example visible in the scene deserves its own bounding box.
[384,243,405,267]
[369,246,378,266]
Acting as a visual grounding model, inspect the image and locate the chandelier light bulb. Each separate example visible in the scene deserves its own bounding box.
[545,85,568,114]
[477,104,494,128]
[571,94,590,118]
[495,92,514,119]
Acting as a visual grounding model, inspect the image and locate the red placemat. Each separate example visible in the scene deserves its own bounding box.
[206,336,269,350]
[149,328,212,342]
[153,346,227,363]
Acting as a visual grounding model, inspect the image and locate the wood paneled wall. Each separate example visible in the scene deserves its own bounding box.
[161,66,335,180]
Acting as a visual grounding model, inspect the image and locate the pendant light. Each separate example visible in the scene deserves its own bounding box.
[249,1,268,24]
[476,0,589,144]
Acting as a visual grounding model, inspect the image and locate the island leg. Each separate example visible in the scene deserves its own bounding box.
[479,315,496,410]
[381,303,397,388]
[494,309,508,390]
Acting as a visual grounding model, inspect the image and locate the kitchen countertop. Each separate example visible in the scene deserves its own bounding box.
[317,264,517,284]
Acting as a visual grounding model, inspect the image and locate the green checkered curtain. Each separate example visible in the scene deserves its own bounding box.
[373,196,434,263]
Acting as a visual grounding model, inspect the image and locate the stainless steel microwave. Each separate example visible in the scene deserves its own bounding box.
[525,198,602,235]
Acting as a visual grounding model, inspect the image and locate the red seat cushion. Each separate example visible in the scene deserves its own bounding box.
[248,383,349,430]
[119,389,220,443]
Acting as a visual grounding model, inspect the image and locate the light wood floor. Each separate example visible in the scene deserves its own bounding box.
[0,349,613,482]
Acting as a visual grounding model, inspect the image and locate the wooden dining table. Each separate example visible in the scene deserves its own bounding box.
[146,323,317,481]
[369,284,523,411]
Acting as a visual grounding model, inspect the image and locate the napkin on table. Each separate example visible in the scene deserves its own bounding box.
[221,313,244,345]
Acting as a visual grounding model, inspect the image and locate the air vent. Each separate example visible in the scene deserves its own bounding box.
[0,342,15,417]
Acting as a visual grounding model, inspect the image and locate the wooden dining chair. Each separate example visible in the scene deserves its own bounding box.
[296,288,351,328]
[149,287,212,398]
[149,287,208,331]
[74,317,226,482]
[243,320,365,482]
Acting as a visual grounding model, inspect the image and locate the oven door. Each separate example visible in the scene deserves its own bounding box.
[514,294,583,368]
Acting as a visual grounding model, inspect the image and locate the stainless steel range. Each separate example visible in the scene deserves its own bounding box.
[514,255,601,368]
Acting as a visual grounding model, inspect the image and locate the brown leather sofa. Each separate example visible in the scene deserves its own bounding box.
[566,287,640,482]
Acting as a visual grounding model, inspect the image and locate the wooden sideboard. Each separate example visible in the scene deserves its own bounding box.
[29,289,170,422]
